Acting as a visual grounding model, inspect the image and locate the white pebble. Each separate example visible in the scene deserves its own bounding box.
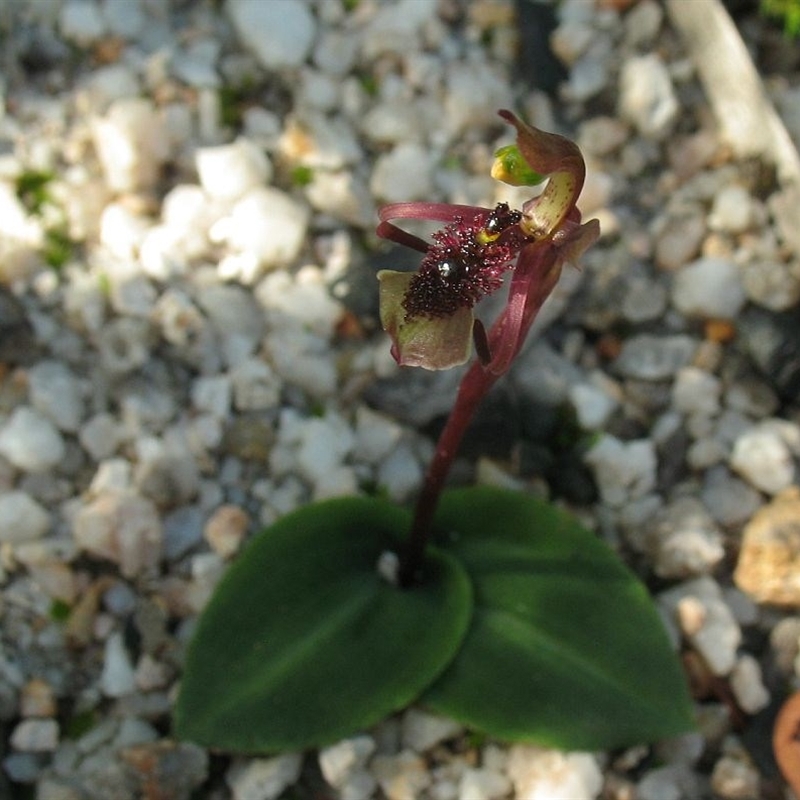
[360,100,422,147]
[376,442,423,503]
[550,22,593,65]
[578,116,629,157]
[73,490,162,578]
[649,497,725,578]
[266,330,338,398]
[584,435,656,507]
[730,423,795,495]
[103,0,145,38]
[708,185,756,234]
[687,438,727,470]
[226,753,303,800]
[0,183,40,249]
[297,68,340,112]
[204,505,249,559]
[659,577,741,675]
[672,367,721,417]
[742,257,800,312]
[79,413,120,461]
[618,54,678,139]
[231,358,281,412]
[91,98,169,192]
[0,491,50,544]
[624,0,664,47]
[92,97,169,192]
[192,375,232,418]
[672,257,746,320]
[90,458,133,494]
[256,267,343,339]
[10,718,59,753]
[361,0,439,59]
[568,378,618,430]
[566,52,610,104]
[281,113,362,170]
[636,764,700,800]
[353,407,403,464]
[196,138,271,202]
[371,750,432,800]
[101,631,136,697]
[319,736,376,790]
[312,465,358,500]
[226,0,315,70]
[442,61,512,142]
[710,755,760,800]
[97,318,150,374]
[196,283,265,345]
[0,407,66,473]
[110,273,157,318]
[459,767,511,800]
[296,415,354,486]
[729,655,770,714]
[313,30,358,76]
[506,745,603,800]
[59,0,106,46]
[613,334,697,380]
[305,169,374,227]
[172,38,222,89]
[99,202,150,259]
[370,143,433,203]
[134,433,201,507]
[221,187,309,270]
[83,64,141,111]
[401,709,463,753]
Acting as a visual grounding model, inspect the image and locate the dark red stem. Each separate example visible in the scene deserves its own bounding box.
[397,242,560,587]
[397,357,500,586]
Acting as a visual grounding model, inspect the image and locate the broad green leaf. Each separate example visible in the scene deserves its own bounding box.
[174,497,472,752]
[424,487,695,750]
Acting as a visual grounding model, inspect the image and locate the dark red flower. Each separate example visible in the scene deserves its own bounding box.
[377,110,600,372]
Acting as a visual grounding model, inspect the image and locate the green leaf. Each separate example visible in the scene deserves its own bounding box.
[174,497,472,752]
[424,487,695,750]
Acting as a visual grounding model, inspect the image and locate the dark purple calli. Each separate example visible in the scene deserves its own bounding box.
[376,110,600,586]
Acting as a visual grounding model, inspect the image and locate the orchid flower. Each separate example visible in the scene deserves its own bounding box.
[376,110,600,585]
[377,109,600,374]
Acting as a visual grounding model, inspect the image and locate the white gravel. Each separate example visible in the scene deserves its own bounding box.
[1,0,800,798]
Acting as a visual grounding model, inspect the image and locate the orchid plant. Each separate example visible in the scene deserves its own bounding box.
[376,110,600,587]
[175,112,693,755]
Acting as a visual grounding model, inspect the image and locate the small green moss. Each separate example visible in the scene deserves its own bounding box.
[761,0,800,36]
[15,169,55,215]
[357,72,379,97]
[358,478,390,499]
[64,710,96,739]
[290,165,315,187]
[49,598,71,622]
[43,227,74,270]
[464,729,488,749]
[97,272,112,296]
[309,401,326,418]
[219,75,257,130]
[343,0,361,11]
[441,154,461,171]
[219,85,244,129]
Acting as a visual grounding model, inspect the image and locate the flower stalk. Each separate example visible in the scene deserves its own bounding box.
[377,110,600,587]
